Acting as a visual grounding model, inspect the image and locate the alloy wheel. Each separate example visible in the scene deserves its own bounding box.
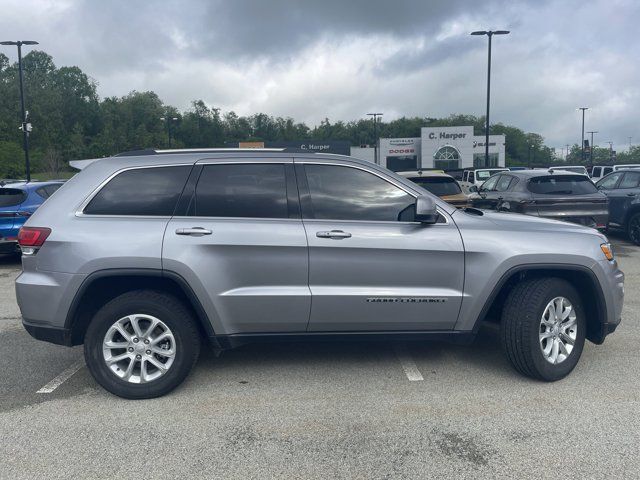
[539,296,577,365]
[102,314,176,384]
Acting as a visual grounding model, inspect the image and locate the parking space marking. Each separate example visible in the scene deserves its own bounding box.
[36,359,84,394]
[393,342,424,381]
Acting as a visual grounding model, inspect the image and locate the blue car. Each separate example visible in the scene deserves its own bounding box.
[0,181,64,254]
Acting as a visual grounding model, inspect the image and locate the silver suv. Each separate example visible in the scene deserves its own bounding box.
[16,150,624,398]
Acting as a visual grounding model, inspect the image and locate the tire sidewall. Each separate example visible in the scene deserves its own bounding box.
[527,282,586,381]
[84,292,199,399]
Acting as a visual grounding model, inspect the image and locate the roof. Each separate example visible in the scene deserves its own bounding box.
[500,169,589,178]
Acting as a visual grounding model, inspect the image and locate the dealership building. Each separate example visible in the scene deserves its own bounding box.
[378,126,505,172]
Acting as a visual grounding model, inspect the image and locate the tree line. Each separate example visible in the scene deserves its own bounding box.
[1,50,638,177]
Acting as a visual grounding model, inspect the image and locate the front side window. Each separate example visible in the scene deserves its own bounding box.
[193,163,288,218]
[596,172,623,190]
[84,166,191,216]
[528,175,598,195]
[480,175,500,191]
[303,164,415,222]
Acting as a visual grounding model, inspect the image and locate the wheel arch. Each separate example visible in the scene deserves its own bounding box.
[475,264,608,344]
[66,269,214,346]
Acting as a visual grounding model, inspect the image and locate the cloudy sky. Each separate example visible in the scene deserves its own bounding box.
[1,0,639,151]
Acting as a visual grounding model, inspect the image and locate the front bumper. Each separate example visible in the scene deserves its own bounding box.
[23,319,73,346]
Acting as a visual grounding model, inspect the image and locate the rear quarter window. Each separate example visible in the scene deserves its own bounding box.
[83,166,191,215]
[0,188,27,207]
[528,175,598,195]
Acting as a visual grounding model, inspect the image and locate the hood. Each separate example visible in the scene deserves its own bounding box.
[453,208,605,238]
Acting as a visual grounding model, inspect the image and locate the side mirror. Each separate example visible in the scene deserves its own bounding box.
[468,185,478,193]
[415,195,439,224]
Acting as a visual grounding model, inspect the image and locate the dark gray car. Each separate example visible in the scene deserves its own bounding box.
[469,170,609,229]
[596,169,640,244]
[15,150,624,398]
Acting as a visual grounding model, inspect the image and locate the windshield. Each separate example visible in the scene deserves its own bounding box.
[528,175,598,195]
[0,188,26,208]
[410,177,462,196]
[476,169,506,180]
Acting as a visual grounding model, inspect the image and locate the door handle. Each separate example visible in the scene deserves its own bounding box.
[175,227,212,236]
[627,193,636,197]
[316,230,352,239]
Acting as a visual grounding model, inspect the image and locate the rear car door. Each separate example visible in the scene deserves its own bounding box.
[297,160,464,332]
[163,159,310,334]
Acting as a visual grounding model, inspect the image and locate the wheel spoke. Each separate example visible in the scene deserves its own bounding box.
[141,318,160,338]
[107,352,131,365]
[562,317,577,329]
[561,304,572,321]
[151,346,175,358]
[122,357,137,380]
[558,340,569,357]
[147,356,168,372]
[150,332,171,346]
[130,316,144,338]
[539,331,554,341]
[104,340,129,349]
[550,339,560,364]
[560,332,575,345]
[140,359,149,383]
[114,323,132,341]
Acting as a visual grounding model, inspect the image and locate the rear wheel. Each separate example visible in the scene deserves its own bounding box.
[84,290,200,399]
[627,213,640,245]
[500,277,586,381]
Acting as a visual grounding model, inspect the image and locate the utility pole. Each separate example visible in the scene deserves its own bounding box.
[587,130,598,167]
[471,30,510,167]
[366,113,383,164]
[566,144,570,161]
[0,40,39,181]
[606,141,613,163]
[577,107,588,163]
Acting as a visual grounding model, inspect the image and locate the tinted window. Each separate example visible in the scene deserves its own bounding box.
[304,165,414,221]
[409,177,461,196]
[603,167,613,175]
[481,175,500,191]
[528,175,598,195]
[194,164,288,218]
[0,188,26,207]
[36,187,50,199]
[596,172,623,190]
[591,167,601,177]
[84,166,190,215]
[496,175,514,192]
[619,172,640,189]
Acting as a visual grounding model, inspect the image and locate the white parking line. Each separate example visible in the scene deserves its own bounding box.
[37,359,85,394]
[393,342,424,381]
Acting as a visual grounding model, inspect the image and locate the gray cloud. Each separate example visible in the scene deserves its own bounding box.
[0,0,638,150]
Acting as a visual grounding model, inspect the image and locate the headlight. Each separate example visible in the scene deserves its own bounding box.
[601,243,614,261]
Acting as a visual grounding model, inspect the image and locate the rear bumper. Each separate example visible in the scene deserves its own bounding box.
[22,319,73,346]
[0,239,18,254]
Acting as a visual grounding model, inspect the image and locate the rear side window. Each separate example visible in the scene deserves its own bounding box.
[193,164,288,218]
[528,175,598,195]
[36,184,61,199]
[0,188,26,207]
[84,166,190,215]
[496,175,514,192]
[619,172,640,189]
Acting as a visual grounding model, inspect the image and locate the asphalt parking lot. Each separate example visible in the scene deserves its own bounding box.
[0,233,638,479]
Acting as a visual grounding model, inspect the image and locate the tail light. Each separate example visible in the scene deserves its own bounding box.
[17,227,51,255]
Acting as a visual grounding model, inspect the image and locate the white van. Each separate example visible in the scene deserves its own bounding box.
[460,168,509,193]
[591,164,640,182]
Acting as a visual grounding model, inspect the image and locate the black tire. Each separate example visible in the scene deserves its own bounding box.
[627,213,640,245]
[500,277,586,381]
[84,290,201,399]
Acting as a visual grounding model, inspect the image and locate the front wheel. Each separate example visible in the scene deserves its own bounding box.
[84,290,201,399]
[500,277,586,381]
[627,213,640,245]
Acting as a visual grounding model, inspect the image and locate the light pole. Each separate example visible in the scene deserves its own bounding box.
[606,141,613,163]
[1,40,39,182]
[566,144,570,161]
[629,136,633,151]
[577,107,588,163]
[160,116,178,148]
[587,130,598,167]
[367,113,383,164]
[471,30,510,167]
[527,143,532,168]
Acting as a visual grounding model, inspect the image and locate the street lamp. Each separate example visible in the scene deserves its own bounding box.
[577,107,588,162]
[470,30,510,167]
[366,113,383,164]
[1,40,39,182]
[586,130,598,167]
[160,116,179,148]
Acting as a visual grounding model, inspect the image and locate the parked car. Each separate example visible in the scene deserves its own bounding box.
[17,149,623,398]
[591,164,640,182]
[0,181,64,254]
[459,168,509,193]
[469,170,608,229]
[397,170,469,208]
[596,170,640,244]
[548,166,588,175]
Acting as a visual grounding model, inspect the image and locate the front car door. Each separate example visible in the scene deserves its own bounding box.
[597,172,624,226]
[606,171,640,227]
[296,159,464,332]
[471,174,501,209]
[163,159,310,334]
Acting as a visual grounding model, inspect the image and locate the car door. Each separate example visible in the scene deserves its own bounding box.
[471,174,501,209]
[163,159,311,334]
[607,171,640,226]
[297,160,464,332]
[597,172,624,226]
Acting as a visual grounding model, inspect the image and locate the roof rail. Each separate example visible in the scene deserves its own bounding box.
[114,147,290,156]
